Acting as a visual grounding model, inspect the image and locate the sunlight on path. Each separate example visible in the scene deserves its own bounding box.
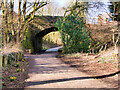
[45,46,63,52]
[25,53,112,88]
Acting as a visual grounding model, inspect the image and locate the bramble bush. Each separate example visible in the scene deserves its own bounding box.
[55,15,90,54]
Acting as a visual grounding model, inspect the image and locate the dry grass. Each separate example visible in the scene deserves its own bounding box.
[60,46,119,88]
[1,43,23,54]
[65,46,118,64]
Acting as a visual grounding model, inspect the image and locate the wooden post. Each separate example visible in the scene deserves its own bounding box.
[14,52,17,61]
[0,55,3,67]
[3,54,8,66]
[20,52,24,59]
[17,52,20,60]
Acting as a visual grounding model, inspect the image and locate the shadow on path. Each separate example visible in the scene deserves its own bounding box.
[27,71,120,86]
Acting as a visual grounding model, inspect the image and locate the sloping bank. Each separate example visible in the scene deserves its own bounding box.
[0,52,24,67]
[0,50,29,88]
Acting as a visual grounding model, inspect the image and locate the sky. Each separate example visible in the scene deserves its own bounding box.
[0,0,112,23]
[52,0,68,7]
[0,0,110,15]
[1,0,69,15]
[86,2,111,24]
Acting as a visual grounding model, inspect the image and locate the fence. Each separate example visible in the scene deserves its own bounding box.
[0,52,24,67]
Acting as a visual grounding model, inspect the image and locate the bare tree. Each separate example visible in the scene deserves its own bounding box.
[10,0,15,43]
[1,0,47,49]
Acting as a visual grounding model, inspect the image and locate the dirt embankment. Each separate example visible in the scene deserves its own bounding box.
[2,56,29,88]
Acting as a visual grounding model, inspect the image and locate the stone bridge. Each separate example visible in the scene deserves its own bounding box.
[28,16,62,53]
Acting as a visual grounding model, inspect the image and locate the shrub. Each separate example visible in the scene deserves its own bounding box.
[23,28,34,53]
[55,15,90,54]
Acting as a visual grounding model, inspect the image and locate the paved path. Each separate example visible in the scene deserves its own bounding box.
[45,46,63,52]
[25,52,113,88]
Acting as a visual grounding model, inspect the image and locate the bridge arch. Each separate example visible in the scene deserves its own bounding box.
[27,15,62,53]
[33,27,58,53]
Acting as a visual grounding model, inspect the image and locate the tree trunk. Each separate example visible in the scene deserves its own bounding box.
[10,0,15,43]
[16,0,21,43]
[2,0,6,46]
[4,0,9,43]
[20,0,26,42]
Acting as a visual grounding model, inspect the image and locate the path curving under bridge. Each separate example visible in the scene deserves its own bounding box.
[24,48,113,88]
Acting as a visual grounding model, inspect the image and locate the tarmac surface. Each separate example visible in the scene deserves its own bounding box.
[25,49,113,88]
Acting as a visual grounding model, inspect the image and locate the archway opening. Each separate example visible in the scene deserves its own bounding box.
[34,27,62,53]
[42,31,62,50]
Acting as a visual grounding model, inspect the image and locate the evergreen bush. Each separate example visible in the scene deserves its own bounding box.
[55,15,90,54]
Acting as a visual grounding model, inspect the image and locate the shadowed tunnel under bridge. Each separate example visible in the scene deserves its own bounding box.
[33,27,58,53]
